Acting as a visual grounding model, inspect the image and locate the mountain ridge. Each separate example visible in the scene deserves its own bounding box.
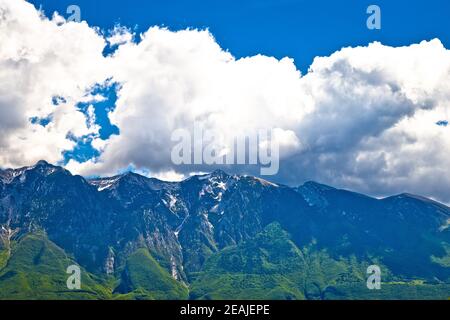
[0,160,449,299]
[2,160,447,207]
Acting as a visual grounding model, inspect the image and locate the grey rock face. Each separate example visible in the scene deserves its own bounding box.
[1,161,449,281]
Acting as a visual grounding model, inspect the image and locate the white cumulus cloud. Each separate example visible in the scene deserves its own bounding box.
[2,0,450,203]
[0,0,108,167]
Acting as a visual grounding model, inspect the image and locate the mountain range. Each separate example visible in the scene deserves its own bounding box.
[0,160,449,299]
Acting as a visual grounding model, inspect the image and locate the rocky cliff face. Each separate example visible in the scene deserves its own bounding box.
[1,161,449,284]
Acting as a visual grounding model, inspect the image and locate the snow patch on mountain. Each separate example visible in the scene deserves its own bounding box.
[253,177,279,187]
[0,161,60,184]
[89,177,121,191]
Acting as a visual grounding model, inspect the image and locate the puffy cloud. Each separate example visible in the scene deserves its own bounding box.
[70,27,307,178]
[2,1,450,203]
[282,40,450,200]
[0,0,108,167]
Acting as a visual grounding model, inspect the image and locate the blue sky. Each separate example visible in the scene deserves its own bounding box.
[2,1,450,201]
[31,0,450,72]
[27,0,450,170]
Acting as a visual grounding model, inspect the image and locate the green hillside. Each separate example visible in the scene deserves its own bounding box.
[190,223,450,300]
[114,248,188,300]
[0,228,449,300]
[0,233,111,300]
[190,223,351,299]
[0,233,189,300]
